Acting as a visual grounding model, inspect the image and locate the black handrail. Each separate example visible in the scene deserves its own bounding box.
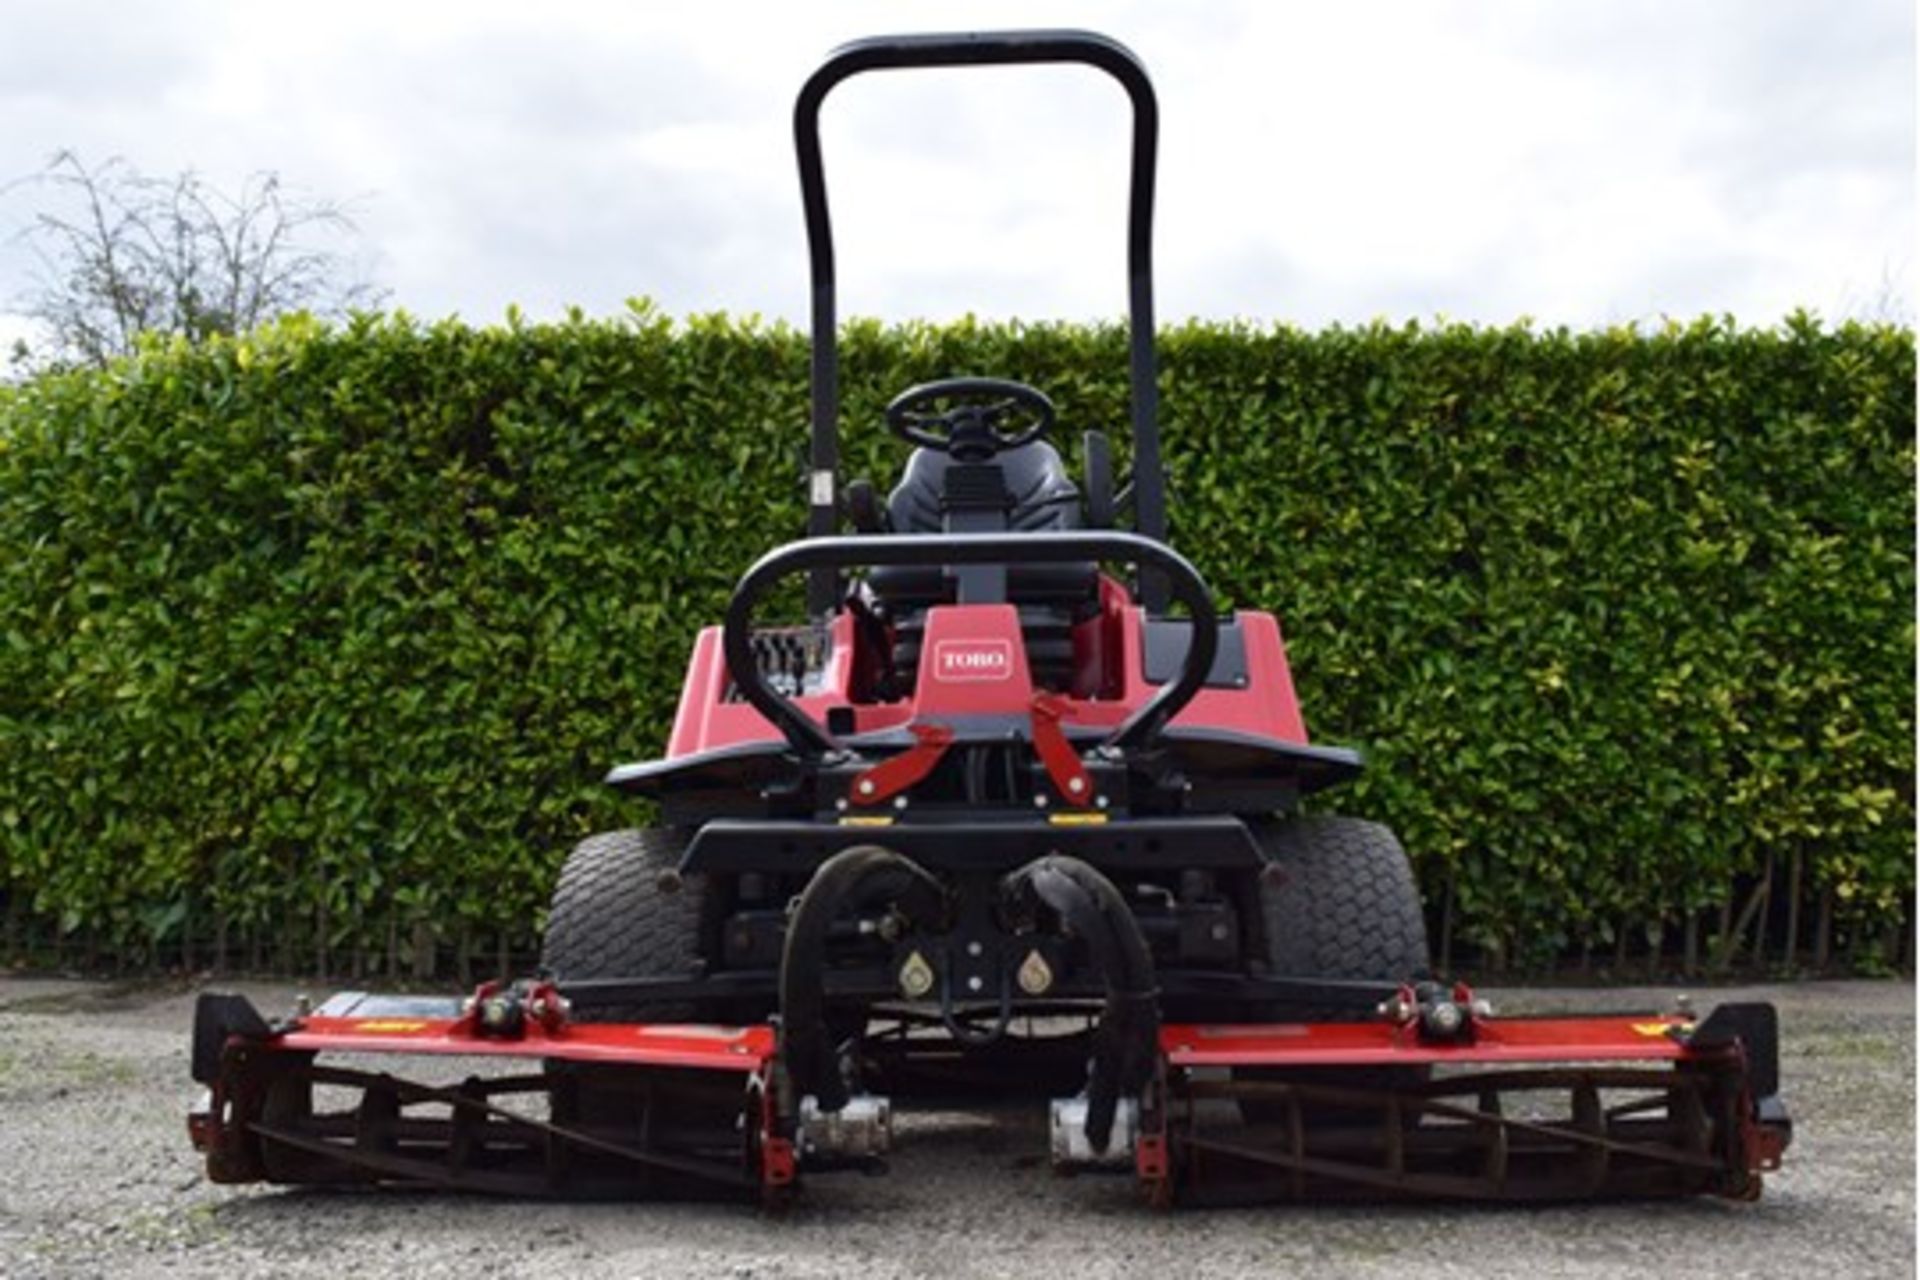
[793,30,1168,614]
[722,532,1216,759]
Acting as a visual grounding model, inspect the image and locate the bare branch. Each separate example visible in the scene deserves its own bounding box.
[5,150,382,367]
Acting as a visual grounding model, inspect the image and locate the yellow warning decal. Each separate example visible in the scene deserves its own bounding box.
[838,815,895,827]
[1631,1021,1683,1036]
[1048,812,1109,826]
[352,1019,429,1033]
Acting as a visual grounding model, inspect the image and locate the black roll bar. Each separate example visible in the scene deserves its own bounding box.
[794,31,1169,614]
[723,532,1215,759]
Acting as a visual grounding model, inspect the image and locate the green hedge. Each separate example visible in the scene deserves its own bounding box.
[0,307,1911,975]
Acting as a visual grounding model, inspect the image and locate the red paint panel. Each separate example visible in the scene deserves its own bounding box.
[664,579,1316,759]
[1119,608,1308,743]
[667,615,876,758]
[277,1016,777,1073]
[266,1012,1710,1084]
[665,627,728,758]
[1068,574,1132,699]
[1012,607,1310,745]
[1160,1016,1699,1069]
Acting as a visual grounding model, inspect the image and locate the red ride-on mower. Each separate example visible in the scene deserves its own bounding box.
[189,30,1790,1208]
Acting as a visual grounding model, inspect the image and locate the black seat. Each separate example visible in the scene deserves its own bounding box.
[886,441,1083,534]
[866,442,1099,615]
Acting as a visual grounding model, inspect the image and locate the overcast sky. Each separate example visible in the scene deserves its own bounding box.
[1,0,1912,352]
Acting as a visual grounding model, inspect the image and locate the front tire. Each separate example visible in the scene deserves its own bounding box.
[1239,815,1430,1125]
[541,828,710,1022]
[541,828,749,1141]
[1254,815,1429,1007]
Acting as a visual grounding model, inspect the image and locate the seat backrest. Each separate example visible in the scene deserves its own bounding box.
[867,440,1099,648]
[886,441,1084,534]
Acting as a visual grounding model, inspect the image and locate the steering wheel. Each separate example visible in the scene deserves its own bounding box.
[884,377,1056,459]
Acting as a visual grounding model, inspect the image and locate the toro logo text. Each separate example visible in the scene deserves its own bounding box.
[933,639,1014,683]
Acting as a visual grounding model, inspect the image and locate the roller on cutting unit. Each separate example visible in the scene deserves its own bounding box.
[188,28,1791,1209]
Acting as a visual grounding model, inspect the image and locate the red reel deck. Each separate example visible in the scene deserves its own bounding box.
[191,988,1787,1208]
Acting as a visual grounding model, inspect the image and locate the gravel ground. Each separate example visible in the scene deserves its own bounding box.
[0,976,1909,1279]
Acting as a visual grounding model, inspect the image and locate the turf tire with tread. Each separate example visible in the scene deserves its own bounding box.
[540,828,709,1023]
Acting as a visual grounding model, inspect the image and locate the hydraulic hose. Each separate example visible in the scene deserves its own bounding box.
[1002,855,1160,1152]
[779,845,947,1111]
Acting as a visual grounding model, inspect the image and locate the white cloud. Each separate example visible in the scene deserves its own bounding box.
[0,0,1910,338]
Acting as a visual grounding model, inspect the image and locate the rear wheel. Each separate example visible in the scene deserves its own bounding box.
[1238,815,1430,1125]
